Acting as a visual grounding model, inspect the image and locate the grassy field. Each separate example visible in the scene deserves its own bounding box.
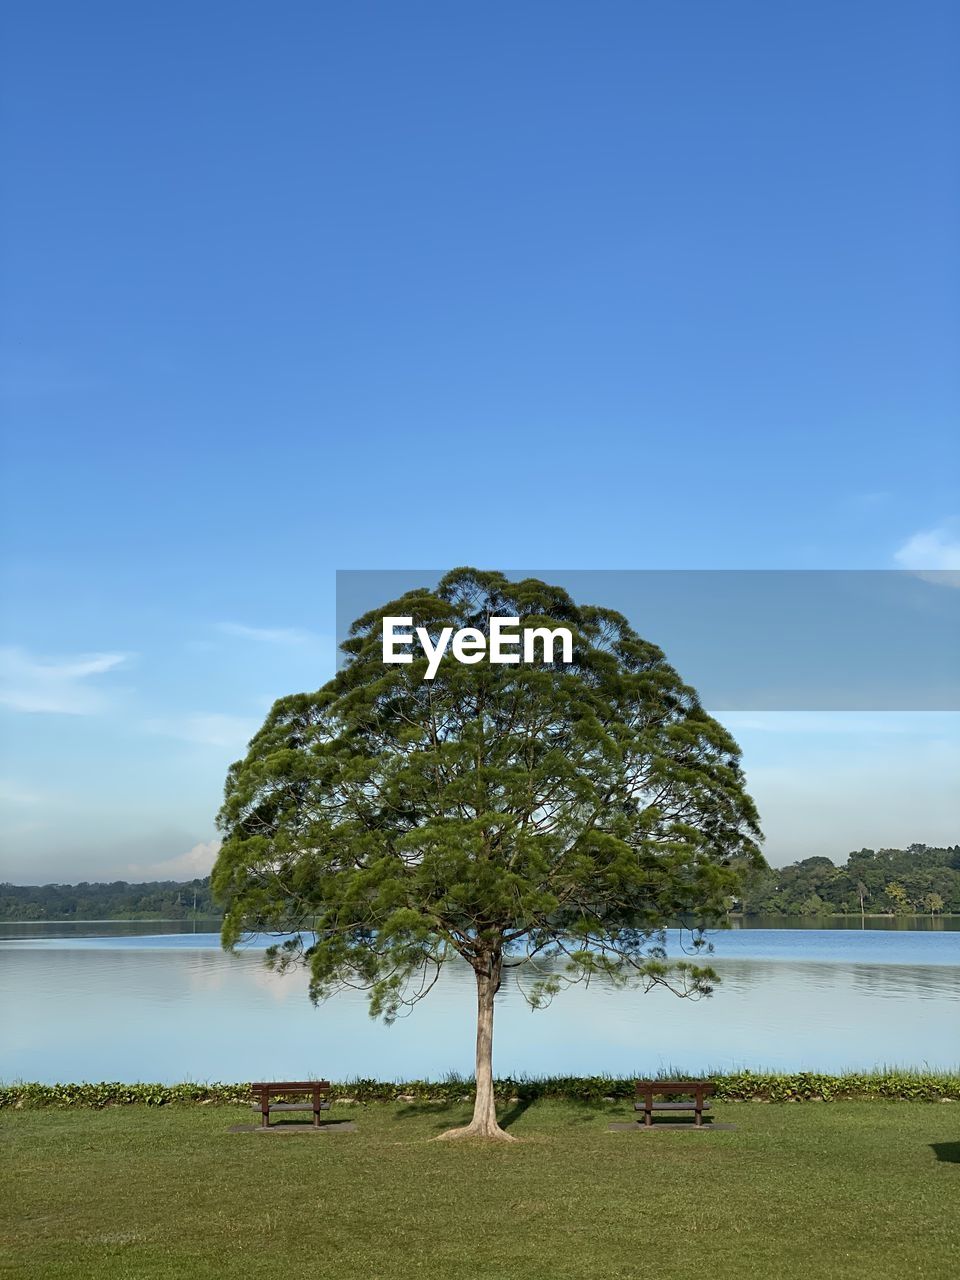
[2,1100,959,1279]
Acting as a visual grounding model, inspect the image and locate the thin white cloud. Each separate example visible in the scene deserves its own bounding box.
[218,622,318,646]
[894,519,960,586]
[143,712,258,749]
[844,490,891,512]
[127,838,221,881]
[0,777,44,806]
[0,646,127,714]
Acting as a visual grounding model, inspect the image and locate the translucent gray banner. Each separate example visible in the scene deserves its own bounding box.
[335,570,960,711]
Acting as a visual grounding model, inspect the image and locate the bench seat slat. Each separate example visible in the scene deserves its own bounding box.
[634,1100,712,1111]
[249,1101,332,1112]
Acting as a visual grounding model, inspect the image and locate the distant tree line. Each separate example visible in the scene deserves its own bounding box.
[735,844,960,917]
[0,878,218,921]
[1,844,958,921]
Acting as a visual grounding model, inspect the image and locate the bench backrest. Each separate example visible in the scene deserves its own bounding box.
[635,1080,716,1096]
[250,1080,331,1095]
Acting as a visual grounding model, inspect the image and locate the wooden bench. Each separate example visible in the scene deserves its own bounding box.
[250,1080,332,1128]
[635,1079,716,1127]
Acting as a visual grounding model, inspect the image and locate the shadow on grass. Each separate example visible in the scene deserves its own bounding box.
[930,1142,960,1163]
[498,1098,534,1130]
[394,1102,472,1133]
[392,1097,615,1134]
[534,1098,622,1127]
[257,1118,350,1130]
[643,1120,716,1128]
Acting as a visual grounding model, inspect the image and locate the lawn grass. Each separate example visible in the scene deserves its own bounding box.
[2,1100,959,1279]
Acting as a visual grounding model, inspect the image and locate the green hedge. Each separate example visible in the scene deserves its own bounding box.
[1,1070,958,1109]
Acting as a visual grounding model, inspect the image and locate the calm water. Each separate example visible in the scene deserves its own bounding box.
[1,920,958,1083]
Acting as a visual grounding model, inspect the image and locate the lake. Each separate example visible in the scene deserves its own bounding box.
[1,920,958,1083]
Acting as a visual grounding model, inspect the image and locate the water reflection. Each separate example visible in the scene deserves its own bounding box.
[727,914,960,933]
[1,923,957,1083]
[0,919,223,941]
[3,913,958,944]
[4,924,958,967]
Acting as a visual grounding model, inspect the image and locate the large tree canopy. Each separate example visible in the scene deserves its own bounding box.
[213,569,763,1138]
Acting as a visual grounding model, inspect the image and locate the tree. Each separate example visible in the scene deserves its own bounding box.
[923,892,945,917]
[799,892,825,916]
[856,879,868,926]
[729,846,960,919]
[885,881,910,915]
[213,569,764,1140]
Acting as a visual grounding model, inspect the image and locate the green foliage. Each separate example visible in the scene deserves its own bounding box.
[713,1069,960,1102]
[0,879,217,921]
[0,1081,253,1108]
[3,1070,957,1109]
[213,568,763,1023]
[737,843,960,916]
[4,846,956,924]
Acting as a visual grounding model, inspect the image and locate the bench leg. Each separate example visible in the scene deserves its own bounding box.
[644,1107,653,1128]
[261,1104,270,1128]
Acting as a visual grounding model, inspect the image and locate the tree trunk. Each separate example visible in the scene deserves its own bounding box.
[437,951,516,1142]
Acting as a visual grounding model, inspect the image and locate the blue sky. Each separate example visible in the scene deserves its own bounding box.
[1,1,958,882]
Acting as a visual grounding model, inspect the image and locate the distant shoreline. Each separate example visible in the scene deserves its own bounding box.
[0,916,223,924]
[725,911,960,921]
[2,912,959,925]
